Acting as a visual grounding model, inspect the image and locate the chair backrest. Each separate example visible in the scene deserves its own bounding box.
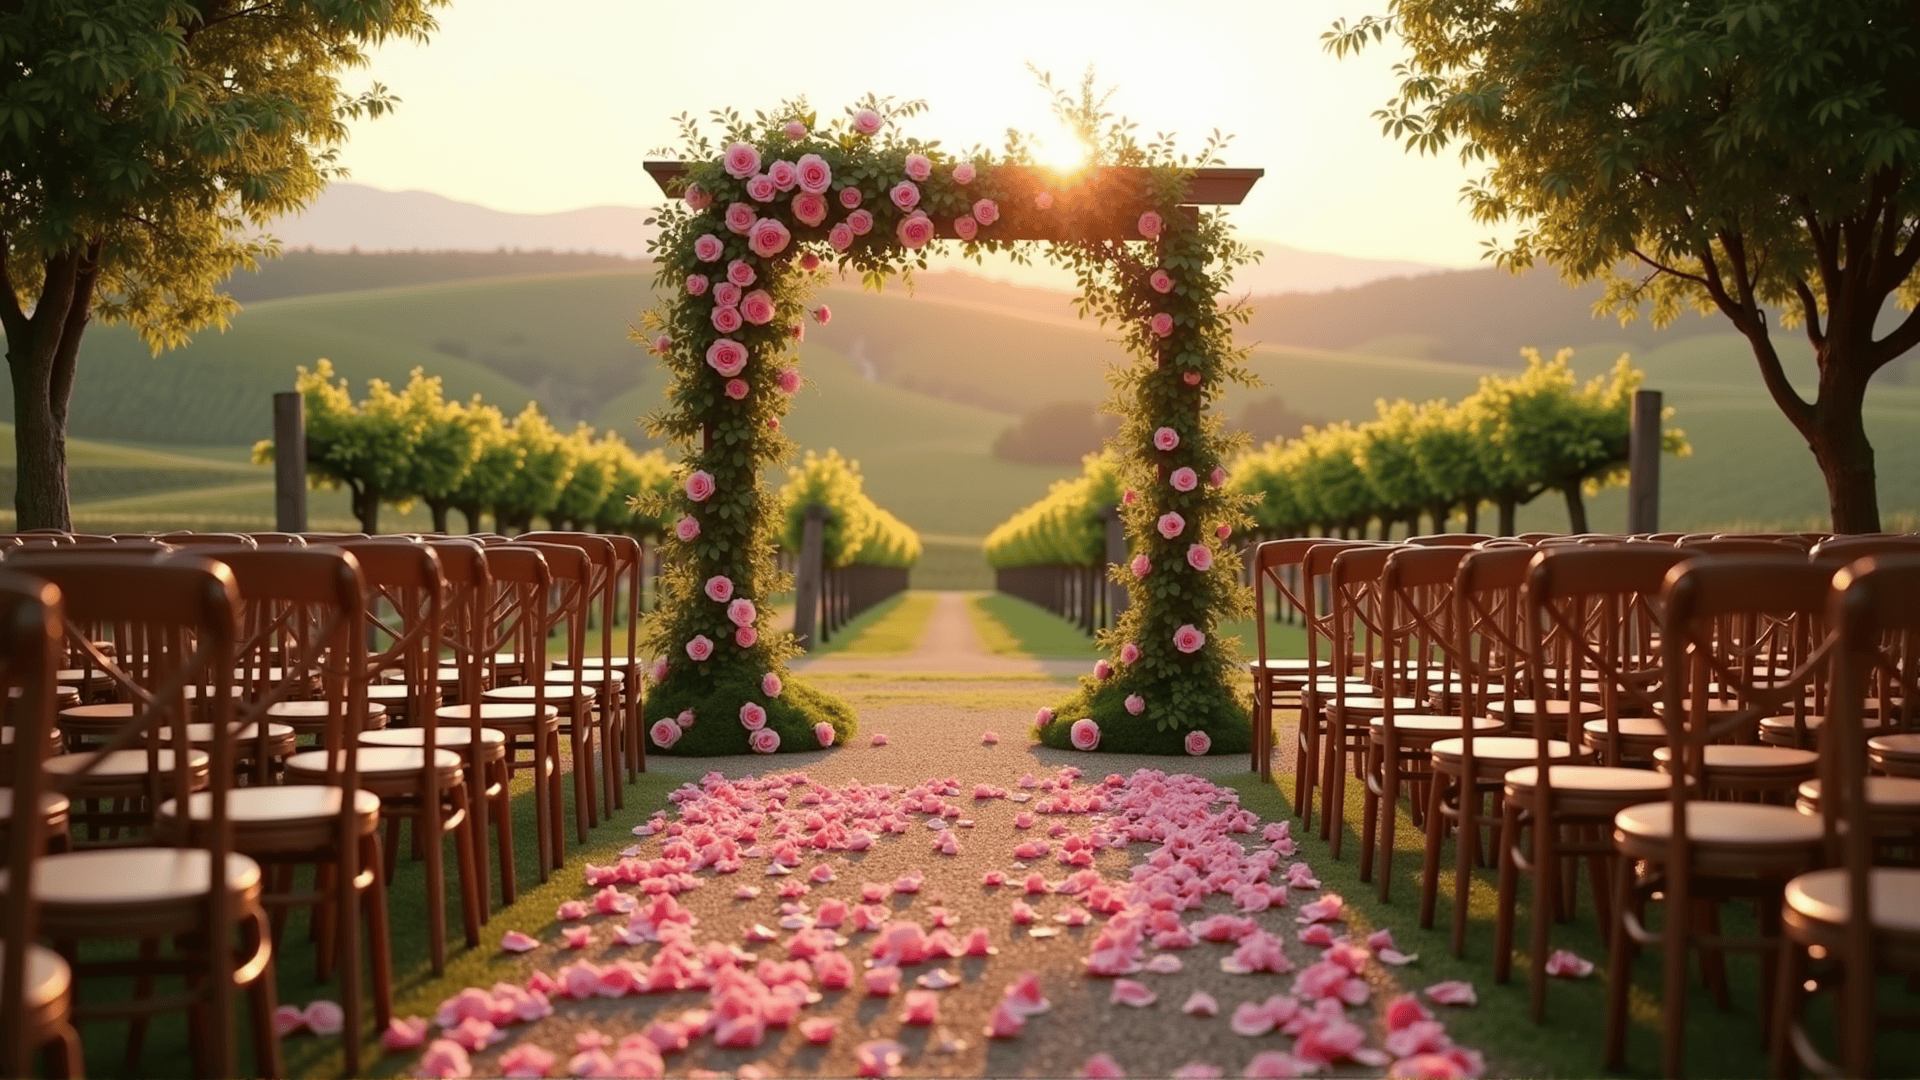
[1330,544,1399,690]
[1299,540,1378,714]
[158,532,257,549]
[1824,554,1920,1076]
[1686,536,1808,555]
[478,544,553,692]
[1379,545,1473,717]
[0,571,62,1076]
[1808,534,1920,565]
[1404,533,1492,547]
[1453,546,1537,723]
[335,541,447,804]
[422,538,493,726]
[245,533,309,548]
[1250,538,1322,660]
[503,541,590,676]
[515,532,617,674]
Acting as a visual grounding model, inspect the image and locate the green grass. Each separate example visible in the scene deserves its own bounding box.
[909,535,993,590]
[806,590,935,656]
[967,592,1100,659]
[1223,724,1920,1078]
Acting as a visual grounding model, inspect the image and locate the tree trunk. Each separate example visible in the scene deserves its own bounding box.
[2,247,99,532]
[458,502,484,533]
[1562,484,1589,534]
[425,499,451,534]
[1464,500,1480,535]
[1377,517,1393,541]
[1496,495,1517,537]
[351,482,380,534]
[1808,376,1881,533]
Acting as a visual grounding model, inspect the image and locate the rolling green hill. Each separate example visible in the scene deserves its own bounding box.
[20,252,1917,555]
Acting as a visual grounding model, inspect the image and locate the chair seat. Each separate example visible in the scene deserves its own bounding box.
[1614,802,1825,874]
[0,789,72,825]
[367,684,428,702]
[1505,765,1674,816]
[283,747,462,781]
[0,942,73,1019]
[1784,867,1920,937]
[1871,733,1920,760]
[0,724,66,760]
[157,722,297,759]
[361,727,507,762]
[551,668,623,683]
[159,787,382,851]
[1797,776,1920,811]
[16,848,263,936]
[484,684,595,704]
[1248,659,1326,674]
[1495,698,1603,719]
[1433,737,1579,771]
[1332,696,1419,714]
[436,702,558,723]
[1583,716,1668,743]
[265,699,388,733]
[1658,743,1819,772]
[1370,714,1504,742]
[1759,713,1892,744]
[56,702,137,737]
[43,749,210,793]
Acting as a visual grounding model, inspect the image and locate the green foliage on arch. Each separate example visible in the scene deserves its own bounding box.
[637,85,1261,755]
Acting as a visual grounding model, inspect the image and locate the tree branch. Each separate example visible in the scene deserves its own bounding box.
[1792,278,1826,350]
[0,232,28,342]
[1628,247,1711,288]
[47,242,103,432]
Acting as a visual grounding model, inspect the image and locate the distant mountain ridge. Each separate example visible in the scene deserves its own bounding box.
[261,182,1452,295]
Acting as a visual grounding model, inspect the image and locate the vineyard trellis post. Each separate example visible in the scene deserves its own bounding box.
[273,391,307,533]
[1628,388,1662,533]
[1104,506,1128,623]
[793,503,829,648]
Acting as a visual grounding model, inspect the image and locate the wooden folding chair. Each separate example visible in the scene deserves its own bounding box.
[474,545,565,877]
[1325,545,1421,860]
[1249,539,1334,782]
[492,542,597,847]
[518,532,623,816]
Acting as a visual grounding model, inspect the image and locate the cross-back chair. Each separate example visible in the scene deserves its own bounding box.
[491,541,598,848]
[1324,545,1423,859]
[1249,539,1334,781]
[1297,539,1380,832]
[517,532,624,817]
[474,544,565,878]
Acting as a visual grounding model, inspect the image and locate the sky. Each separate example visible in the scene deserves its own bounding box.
[333,0,1496,269]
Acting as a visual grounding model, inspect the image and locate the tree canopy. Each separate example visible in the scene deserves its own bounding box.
[0,0,440,528]
[1328,0,1920,531]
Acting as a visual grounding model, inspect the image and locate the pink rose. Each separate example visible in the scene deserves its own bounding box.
[954,216,978,241]
[1216,523,1232,540]
[792,192,828,227]
[676,708,695,728]
[651,719,681,749]
[686,635,714,662]
[896,211,934,249]
[784,119,808,140]
[1150,269,1174,293]
[685,470,716,502]
[972,198,999,226]
[1157,511,1186,539]
[1124,694,1145,716]
[735,626,757,648]
[746,173,777,202]
[706,339,747,376]
[749,218,791,258]
[684,184,712,211]
[775,367,803,394]
[725,378,749,400]
[1210,466,1227,487]
[649,334,671,356]
[1149,312,1175,338]
[693,234,723,262]
[889,180,921,210]
[1069,718,1100,751]
[1094,659,1113,680]
[705,575,734,602]
[1130,553,1151,577]
[1170,466,1198,491]
[751,727,781,753]
[710,305,743,333]
[1035,706,1054,727]
[1138,211,1164,238]
[650,658,669,684]
[728,598,757,628]
[740,702,767,730]
[723,142,761,179]
[852,108,883,136]
[814,722,835,747]
[800,252,821,271]
[1183,370,1202,386]
[839,185,864,209]
[791,320,806,341]
[828,223,854,251]
[685,273,709,295]
[1172,624,1206,654]
[1187,544,1214,571]
[1123,489,1138,504]
[796,153,831,193]
[1185,730,1212,756]
[1034,191,1054,210]
[812,305,832,324]
[675,516,700,542]
[952,161,977,185]
[902,153,932,181]
[725,202,756,234]
[726,259,756,287]
[768,159,798,191]
[741,290,776,325]
[763,672,784,696]
[1153,426,1180,451]
[847,209,874,235]
[1120,642,1140,664]
[714,281,742,307]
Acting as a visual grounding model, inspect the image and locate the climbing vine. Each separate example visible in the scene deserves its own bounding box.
[639,80,1258,755]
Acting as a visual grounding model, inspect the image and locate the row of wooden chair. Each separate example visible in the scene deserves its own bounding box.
[0,528,650,1077]
[1249,531,1920,1077]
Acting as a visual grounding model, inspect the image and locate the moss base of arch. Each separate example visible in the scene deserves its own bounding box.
[1033,682,1251,756]
[643,672,857,756]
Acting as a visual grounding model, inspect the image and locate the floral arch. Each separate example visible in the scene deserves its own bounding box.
[637,96,1264,757]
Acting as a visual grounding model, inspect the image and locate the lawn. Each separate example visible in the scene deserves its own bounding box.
[967,593,1100,660]
[805,590,937,657]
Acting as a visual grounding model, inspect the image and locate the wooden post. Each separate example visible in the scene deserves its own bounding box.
[1104,506,1128,621]
[793,503,828,649]
[273,391,307,533]
[1627,389,1662,534]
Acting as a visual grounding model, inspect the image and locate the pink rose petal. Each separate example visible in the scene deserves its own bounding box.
[381,1015,429,1052]
[1182,990,1218,1016]
[501,930,539,953]
[562,926,592,949]
[418,1039,473,1079]
[901,989,940,1024]
[1081,1052,1126,1078]
[555,900,589,921]
[870,734,889,747]
[1242,1051,1310,1078]
[302,999,344,1036]
[1111,978,1157,1007]
[1424,980,1478,1006]
[985,1000,1027,1038]
[499,1043,556,1079]
[800,1016,837,1044]
[1379,948,1419,966]
[273,1004,306,1038]
[1546,948,1595,978]
[856,1039,904,1078]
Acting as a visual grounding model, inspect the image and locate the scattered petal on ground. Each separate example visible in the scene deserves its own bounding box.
[1546,949,1595,978]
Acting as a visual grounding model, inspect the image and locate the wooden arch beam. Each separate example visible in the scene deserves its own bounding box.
[643,162,1262,243]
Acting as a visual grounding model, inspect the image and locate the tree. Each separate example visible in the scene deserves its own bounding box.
[1,0,438,529]
[447,401,515,533]
[1329,0,1920,532]
[1355,398,1431,537]
[490,404,574,534]
[549,426,617,531]
[269,359,415,534]
[397,370,481,533]
[1407,399,1488,532]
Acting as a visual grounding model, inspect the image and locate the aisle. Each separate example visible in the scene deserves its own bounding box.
[789,591,1085,678]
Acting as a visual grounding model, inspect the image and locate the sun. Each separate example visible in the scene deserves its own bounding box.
[1034,122,1091,176]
